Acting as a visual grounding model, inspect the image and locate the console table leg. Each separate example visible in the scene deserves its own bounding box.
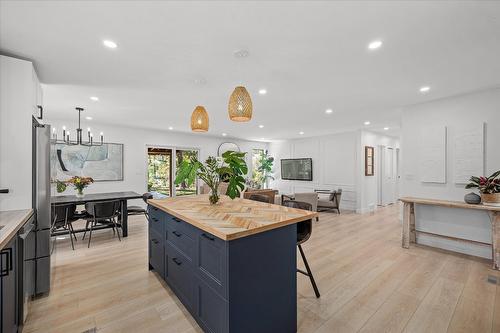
[410,204,416,243]
[491,212,500,270]
[402,202,413,249]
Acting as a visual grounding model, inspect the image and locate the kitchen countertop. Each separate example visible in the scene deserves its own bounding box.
[0,209,34,249]
[148,194,317,241]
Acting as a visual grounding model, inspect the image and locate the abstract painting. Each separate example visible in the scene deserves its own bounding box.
[53,142,123,181]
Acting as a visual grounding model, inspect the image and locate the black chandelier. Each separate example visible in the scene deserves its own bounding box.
[54,107,104,146]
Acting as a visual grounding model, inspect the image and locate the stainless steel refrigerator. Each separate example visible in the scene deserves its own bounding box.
[30,117,51,295]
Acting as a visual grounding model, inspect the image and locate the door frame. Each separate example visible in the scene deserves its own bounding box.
[144,144,200,197]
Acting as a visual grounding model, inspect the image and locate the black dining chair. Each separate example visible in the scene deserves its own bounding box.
[51,203,79,251]
[83,200,122,248]
[248,194,272,204]
[282,199,320,298]
[127,192,153,218]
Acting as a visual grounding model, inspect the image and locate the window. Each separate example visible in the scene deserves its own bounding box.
[147,148,172,196]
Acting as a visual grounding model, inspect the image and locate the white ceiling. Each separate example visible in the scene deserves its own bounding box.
[1,1,500,141]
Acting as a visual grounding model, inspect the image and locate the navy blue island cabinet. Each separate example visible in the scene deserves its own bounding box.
[147,195,317,333]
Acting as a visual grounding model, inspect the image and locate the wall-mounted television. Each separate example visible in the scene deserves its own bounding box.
[280,158,313,181]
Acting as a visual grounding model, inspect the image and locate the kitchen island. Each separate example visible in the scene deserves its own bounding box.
[147,195,317,333]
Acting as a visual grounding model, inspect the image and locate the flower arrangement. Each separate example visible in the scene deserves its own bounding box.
[56,176,94,197]
[465,170,500,206]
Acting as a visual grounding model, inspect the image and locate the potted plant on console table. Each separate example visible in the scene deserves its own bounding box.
[56,176,94,198]
[466,170,500,206]
[175,150,247,204]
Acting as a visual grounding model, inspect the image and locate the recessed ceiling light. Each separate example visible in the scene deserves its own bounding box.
[222,133,227,137]
[364,121,371,125]
[168,126,173,130]
[85,116,93,120]
[384,127,389,130]
[258,89,267,95]
[258,124,264,128]
[233,49,249,58]
[368,40,383,50]
[419,86,430,93]
[90,96,99,101]
[103,40,117,49]
[299,131,304,135]
[325,109,333,114]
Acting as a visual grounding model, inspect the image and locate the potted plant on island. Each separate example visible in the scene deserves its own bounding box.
[56,176,94,198]
[174,151,248,205]
[465,170,500,206]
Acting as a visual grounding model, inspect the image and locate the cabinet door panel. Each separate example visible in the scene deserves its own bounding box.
[197,231,227,298]
[149,229,164,279]
[1,238,18,333]
[166,243,195,311]
[148,206,164,235]
[195,276,228,333]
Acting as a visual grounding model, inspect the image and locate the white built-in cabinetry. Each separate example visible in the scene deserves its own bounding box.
[0,55,43,210]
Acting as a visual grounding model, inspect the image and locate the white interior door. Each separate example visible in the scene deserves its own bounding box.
[381,146,397,205]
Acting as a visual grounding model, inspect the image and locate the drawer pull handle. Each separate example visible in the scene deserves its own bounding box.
[201,233,215,241]
[173,217,182,223]
[172,257,182,266]
[152,239,159,244]
[152,217,159,222]
[172,230,182,237]
[153,207,158,211]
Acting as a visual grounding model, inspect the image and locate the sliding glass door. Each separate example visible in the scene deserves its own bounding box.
[147,148,172,197]
[175,149,198,196]
[147,146,199,197]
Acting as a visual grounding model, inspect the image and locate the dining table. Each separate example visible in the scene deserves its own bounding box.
[51,191,143,237]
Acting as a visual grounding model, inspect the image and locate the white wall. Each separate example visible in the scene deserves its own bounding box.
[268,130,400,212]
[359,131,400,213]
[47,118,268,205]
[269,131,360,211]
[400,88,500,258]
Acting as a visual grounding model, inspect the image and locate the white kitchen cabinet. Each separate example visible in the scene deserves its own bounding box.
[0,55,43,210]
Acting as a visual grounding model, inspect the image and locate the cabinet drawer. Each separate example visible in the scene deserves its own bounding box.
[166,243,195,311]
[148,206,164,234]
[197,231,228,299]
[195,276,229,333]
[165,214,196,239]
[149,229,164,278]
[166,227,195,262]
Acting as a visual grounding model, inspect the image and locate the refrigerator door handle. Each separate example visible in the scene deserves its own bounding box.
[0,188,9,193]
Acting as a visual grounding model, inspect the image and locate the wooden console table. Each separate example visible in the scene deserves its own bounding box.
[400,197,500,270]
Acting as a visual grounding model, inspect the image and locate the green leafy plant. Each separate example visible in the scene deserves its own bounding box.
[174,150,248,204]
[465,170,500,194]
[56,180,67,193]
[252,151,274,188]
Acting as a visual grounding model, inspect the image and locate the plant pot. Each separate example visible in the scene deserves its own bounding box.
[481,193,500,206]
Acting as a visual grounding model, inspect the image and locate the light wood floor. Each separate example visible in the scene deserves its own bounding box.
[24,205,500,333]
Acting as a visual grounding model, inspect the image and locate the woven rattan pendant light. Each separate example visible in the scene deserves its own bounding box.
[228,86,252,122]
[191,106,209,132]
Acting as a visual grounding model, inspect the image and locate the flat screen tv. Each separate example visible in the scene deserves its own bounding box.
[281,158,313,181]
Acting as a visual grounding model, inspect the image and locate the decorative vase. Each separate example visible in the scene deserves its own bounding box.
[75,188,84,198]
[481,193,500,207]
[208,187,220,205]
[464,192,481,204]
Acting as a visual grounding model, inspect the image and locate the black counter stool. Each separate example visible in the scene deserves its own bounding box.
[282,199,320,298]
[51,203,79,251]
[83,200,122,248]
[127,192,153,218]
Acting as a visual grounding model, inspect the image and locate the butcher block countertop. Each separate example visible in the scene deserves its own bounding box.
[0,209,34,249]
[148,194,317,241]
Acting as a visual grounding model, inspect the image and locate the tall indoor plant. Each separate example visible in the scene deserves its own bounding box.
[175,151,248,204]
[465,170,500,206]
[255,151,274,189]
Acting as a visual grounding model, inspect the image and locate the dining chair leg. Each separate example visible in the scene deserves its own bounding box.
[87,220,95,248]
[68,226,75,250]
[112,217,121,241]
[69,223,78,243]
[82,220,90,240]
[297,244,320,298]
